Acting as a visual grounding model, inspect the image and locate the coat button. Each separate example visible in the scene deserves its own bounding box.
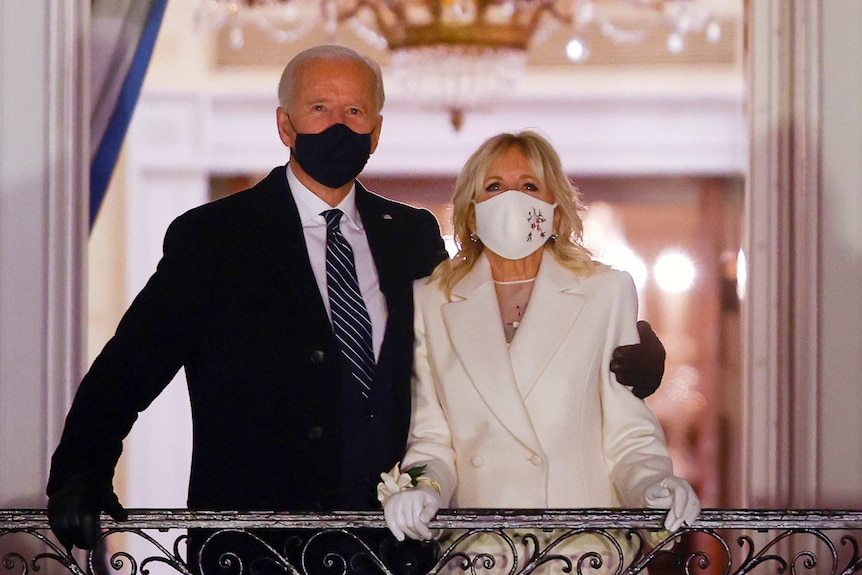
[471,456,484,467]
[307,426,323,440]
[309,350,325,364]
[530,454,543,466]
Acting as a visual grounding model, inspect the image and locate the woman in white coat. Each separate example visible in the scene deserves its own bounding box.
[381,131,700,571]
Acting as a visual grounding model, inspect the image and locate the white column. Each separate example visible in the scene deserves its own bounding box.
[745,0,823,508]
[746,0,862,508]
[0,2,88,505]
[816,0,862,507]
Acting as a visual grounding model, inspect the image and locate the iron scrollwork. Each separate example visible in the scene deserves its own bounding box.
[2,510,862,575]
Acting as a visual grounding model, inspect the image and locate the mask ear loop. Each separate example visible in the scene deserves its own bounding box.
[469,200,480,243]
[549,203,560,241]
[284,113,300,156]
[283,109,300,133]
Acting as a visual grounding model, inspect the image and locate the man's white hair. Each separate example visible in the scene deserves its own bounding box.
[277,44,385,113]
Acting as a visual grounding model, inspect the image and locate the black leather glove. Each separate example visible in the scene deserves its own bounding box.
[47,475,128,551]
[610,320,666,399]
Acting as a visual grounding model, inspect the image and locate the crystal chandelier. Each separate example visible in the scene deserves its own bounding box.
[196,0,724,130]
[564,0,723,62]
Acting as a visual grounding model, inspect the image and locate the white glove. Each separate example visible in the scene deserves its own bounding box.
[643,476,701,532]
[383,484,441,542]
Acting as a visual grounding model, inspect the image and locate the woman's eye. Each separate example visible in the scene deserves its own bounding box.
[484,183,501,192]
[524,183,539,192]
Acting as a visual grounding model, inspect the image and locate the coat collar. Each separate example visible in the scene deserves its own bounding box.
[260,172,400,301]
[355,180,401,300]
[508,250,589,398]
[441,250,589,452]
[230,166,332,343]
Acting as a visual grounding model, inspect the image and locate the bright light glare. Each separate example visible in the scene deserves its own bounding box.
[667,31,684,54]
[736,248,747,300]
[565,38,589,62]
[706,21,722,43]
[653,251,696,293]
[599,246,648,291]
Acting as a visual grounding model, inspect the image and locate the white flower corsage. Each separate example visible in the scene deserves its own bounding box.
[376,461,441,505]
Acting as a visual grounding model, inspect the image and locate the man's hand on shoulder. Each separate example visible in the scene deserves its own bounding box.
[610,320,666,399]
[47,475,127,551]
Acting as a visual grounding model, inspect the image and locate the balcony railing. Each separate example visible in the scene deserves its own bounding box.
[2,509,861,575]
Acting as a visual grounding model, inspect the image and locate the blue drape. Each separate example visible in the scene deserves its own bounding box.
[89,0,168,228]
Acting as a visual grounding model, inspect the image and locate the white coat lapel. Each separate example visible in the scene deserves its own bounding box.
[508,251,588,398]
[441,256,544,455]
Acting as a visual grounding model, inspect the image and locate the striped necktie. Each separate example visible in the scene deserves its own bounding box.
[322,209,375,398]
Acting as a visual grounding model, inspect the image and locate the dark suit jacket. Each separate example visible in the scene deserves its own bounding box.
[47,165,447,511]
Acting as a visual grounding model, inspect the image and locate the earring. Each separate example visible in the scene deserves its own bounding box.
[550,233,559,241]
[469,232,479,243]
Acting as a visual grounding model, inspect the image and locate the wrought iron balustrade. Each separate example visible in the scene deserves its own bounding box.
[2,509,861,575]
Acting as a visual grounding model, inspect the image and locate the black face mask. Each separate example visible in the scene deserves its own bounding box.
[291,122,373,189]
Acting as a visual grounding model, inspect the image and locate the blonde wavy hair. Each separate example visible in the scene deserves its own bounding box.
[432,130,606,297]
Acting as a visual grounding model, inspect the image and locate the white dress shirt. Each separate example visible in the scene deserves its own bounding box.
[287,164,387,359]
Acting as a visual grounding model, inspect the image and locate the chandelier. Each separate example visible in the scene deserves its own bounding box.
[196,1,723,130]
